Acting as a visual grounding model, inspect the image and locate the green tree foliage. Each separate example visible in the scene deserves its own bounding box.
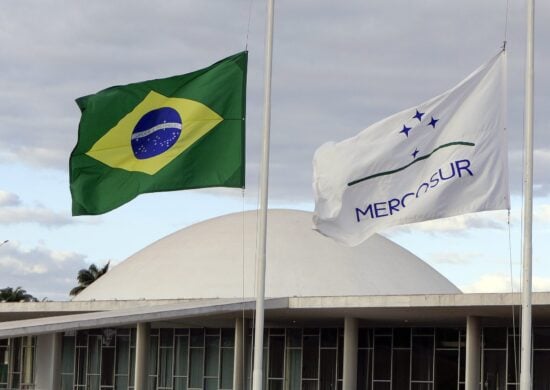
[0,287,38,302]
[70,262,110,297]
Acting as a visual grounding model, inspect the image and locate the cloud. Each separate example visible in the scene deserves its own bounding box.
[462,273,550,293]
[389,211,508,236]
[534,204,550,224]
[0,191,21,207]
[0,241,100,300]
[0,207,74,227]
[0,0,548,204]
[0,190,81,227]
[509,148,550,197]
[428,251,483,265]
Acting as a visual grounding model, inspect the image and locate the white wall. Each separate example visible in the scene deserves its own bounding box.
[34,333,61,390]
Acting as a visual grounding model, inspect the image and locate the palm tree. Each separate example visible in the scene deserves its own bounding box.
[0,287,37,302]
[70,261,110,297]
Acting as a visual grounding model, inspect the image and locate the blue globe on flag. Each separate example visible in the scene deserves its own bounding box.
[131,107,182,159]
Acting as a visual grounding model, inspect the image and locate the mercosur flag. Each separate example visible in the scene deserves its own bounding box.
[70,52,247,215]
[313,51,509,246]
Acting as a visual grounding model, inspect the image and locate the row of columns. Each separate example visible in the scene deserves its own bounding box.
[34,316,483,390]
[341,316,482,390]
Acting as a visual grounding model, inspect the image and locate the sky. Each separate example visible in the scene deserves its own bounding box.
[0,0,549,301]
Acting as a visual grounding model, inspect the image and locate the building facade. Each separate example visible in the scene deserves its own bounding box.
[0,210,546,390]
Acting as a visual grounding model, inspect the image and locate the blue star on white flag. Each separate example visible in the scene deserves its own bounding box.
[312,50,509,246]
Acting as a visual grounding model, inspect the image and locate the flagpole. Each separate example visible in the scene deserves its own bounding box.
[520,0,535,389]
[252,0,275,389]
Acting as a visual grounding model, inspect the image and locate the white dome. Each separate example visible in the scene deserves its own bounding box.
[74,209,460,301]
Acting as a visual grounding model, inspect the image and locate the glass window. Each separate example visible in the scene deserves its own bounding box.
[88,374,100,390]
[160,329,174,348]
[61,336,75,375]
[10,373,20,389]
[61,374,73,390]
[204,376,219,390]
[190,329,204,347]
[268,336,284,379]
[436,328,459,349]
[129,347,136,387]
[268,379,283,390]
[413,328,434,336]
[434,349,458,390]
[87,336,101,375]
[0,344,8,384]
[174,376,188,390]
[394,328,411,348]
[286,329,302,348]
[220,347,234,389]
[303,328,319,336]
[75,347,87,385]
[321,329,337,348]
[533,351,550,389]
[359,329,373,349]
[337,332,343,381]
[148,375,157,390]
[534,327,550,349]
[507,334,520,385]
[411,383,432,390]
[205,336,220,377]
[373,336,391,381]
[285,349,301,390]
[411,336,434,382]
[115,336,129,376]
[393,349,410,390]
[319,349,336,390]
[115,375,128,390]
[76,332,87,347]
[189,348,204,388]
[483,350,506,390]
[158,346,173,388]
[484,328,507,349]
[302,379,318,390]
[10,338,21,375]
[302,335,319,379]
[221,328,234,348]
[375,328,392,336]
[357,349,372,390]
[100,347,115,386]
[148,335,158,376]
[175,336,189,377]
[459,343,466,383]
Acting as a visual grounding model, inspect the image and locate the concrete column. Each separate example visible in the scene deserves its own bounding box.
[465,316,481,390]
[343,317,359,390]
[34,333,62,390]
[233,317,248,390]
[135,322,151,390]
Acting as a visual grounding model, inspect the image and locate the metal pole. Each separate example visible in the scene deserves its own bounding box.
[252,0,275,389]
[520,0,535,389]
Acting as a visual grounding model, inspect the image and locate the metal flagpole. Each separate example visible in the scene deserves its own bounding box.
[252,0,275,389]
[520,0,535,389]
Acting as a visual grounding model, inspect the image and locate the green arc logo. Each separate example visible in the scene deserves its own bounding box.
[347,141,475,187]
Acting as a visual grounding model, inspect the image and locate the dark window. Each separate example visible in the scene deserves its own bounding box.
[434,349,458,390]
[392,349,410,389]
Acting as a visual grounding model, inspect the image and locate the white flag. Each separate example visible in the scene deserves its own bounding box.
[313,51,509,246]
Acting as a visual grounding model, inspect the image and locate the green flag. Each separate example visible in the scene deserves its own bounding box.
[70,52,247,215]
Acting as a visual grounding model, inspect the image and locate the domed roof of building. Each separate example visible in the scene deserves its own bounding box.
[74,209,460,301]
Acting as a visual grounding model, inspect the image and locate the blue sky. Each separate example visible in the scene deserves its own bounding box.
[0,1,549,300]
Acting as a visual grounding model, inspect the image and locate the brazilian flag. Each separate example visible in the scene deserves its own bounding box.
[70,52,247,215]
